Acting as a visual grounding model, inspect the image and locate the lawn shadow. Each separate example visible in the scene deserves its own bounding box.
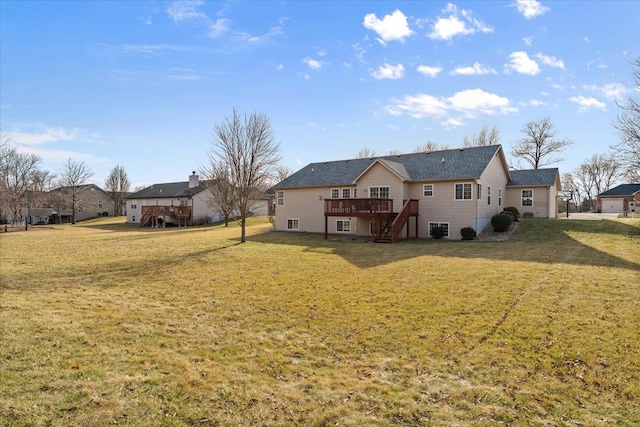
[248,219,640,271]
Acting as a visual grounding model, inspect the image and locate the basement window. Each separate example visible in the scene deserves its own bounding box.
[336,219,351,233]
[287,218,299,230]
[428,222,450,237]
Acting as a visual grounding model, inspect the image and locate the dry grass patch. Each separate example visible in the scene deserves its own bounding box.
[1,216,639,425]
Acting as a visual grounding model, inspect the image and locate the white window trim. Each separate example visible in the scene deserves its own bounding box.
[454,183,473,201]
[423,184,434,197]
[428,222,450,237]
[369,185,390,199]
[498,188,502,206]
[331,188,340,199]
[342,188,351,199]
[277,190,285,206]
[336,219,351,233]
[521,189,534,207]
[477,183,482,200]
[287,218,299,230]
[487,186,491,205]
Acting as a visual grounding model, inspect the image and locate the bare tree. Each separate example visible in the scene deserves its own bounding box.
[386,150,403,155]
[572,164,597,211]
[58,159,94,224]
[414,140,447,153]
[511,117,573,169]
[561,172,580,212]
[104,165,130,216]
[274,165,293,184]
[356,147,377,158]
[462,124,500,147]
[208,109,281,242]
[612,57,640,182]
[581,154,623,196]
[0,143,44,224]
[201,161,237,227]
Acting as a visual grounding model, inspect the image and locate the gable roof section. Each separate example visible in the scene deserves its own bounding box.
[275,145,506,189]
[507,168,559,187]
[127,181,207,199]
[597,183,640,197]
[52,183,109,196]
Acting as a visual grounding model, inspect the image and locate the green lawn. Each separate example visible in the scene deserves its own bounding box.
[1,217,639,426]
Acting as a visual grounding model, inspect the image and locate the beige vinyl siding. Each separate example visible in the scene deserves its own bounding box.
[356,163,406,210]
[275,187,355,234]
[505,186,556,218]
[475,152,511,231]
[408,180,476,240]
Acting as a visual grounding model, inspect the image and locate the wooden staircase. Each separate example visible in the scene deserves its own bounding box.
[372,199,419,243]
[373,213,397,243]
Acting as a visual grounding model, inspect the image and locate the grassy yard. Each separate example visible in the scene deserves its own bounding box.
[1,217,639,426]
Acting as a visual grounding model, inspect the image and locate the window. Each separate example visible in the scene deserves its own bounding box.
[98,201,103,209]
[423,184,434,197]
[428,222,450,237]
[521,189,533,207]
[487,186,491,205]
[336,220,351,233]
[353,188,357,198]
[277,190,285,206]
[369,186,390,199]
[342,188,351,199]
[477,184,482,200]
[455,183,472,200]
[498,189,502,206]
[131,203,137,209]
[287,218,299,230]
[331,188,340,199]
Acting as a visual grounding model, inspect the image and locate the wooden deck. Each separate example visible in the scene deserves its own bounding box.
[141,205,191,227]
[324,198,419,242]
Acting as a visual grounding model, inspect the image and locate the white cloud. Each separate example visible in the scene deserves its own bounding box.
[514,0,549,19]
[417,65,443,78]
[505,51,540,75]
[275,64,284,71]
[120,44,189,54]
[317,49,327,57]
[525,99,547,106]
[8,126,91,146]
[363,9,414,44]
[428,3,493,41]
[167,0,206,23]
[535,53,564,69]
[302,57,323,71]
[569,96,606,112]
[308,121,326,130]
[235,25,283,45]
[523,36,534,46]
[372,63,405,80]
[448,89,516,116]
[441,117,464,128]
[385,88,516,121]
[209,18,230,38]
[450,62,497,76]
[583,83,628,101]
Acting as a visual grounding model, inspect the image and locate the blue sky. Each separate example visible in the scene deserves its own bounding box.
[1,1,639,189]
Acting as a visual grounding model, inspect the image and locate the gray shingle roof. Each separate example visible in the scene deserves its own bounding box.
[598,184,640,197]
[507,168,559,187]
[127,181,206,199]
[274,145,504,188]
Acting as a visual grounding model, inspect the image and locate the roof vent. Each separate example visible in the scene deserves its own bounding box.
[442,158,445,163]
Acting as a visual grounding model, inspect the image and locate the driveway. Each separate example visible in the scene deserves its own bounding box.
[557,212,627,220]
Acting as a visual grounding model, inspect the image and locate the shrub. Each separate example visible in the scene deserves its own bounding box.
[503,206,520,221]
[431,226,445,239]
[491,212,513,232]
[460,226,476,240]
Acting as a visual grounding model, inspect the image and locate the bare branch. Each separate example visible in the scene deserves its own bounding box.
[510,117,574,169]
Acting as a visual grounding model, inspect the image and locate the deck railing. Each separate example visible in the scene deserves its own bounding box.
[389,199,419,242]
[324,198,393,215]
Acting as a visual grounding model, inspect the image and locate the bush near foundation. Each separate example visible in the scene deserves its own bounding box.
[491,212,513,232]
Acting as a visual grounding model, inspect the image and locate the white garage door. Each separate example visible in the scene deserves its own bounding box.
[601,198,624,213]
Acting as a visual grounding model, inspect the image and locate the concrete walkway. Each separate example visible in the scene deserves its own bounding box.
[557,213,634,220]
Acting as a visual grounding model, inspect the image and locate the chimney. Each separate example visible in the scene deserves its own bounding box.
[189,171,199,188]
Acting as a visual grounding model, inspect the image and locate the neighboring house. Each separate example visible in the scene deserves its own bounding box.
[126,172,271,227]
[273,145,561,241]
[49,184,115,223]
[596,184,640,214]
[506,168,561,219]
